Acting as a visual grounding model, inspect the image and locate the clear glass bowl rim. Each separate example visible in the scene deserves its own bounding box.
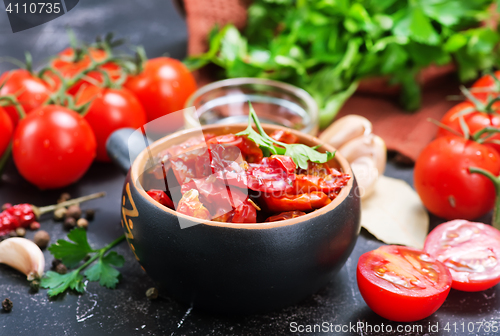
[184,77,319,134]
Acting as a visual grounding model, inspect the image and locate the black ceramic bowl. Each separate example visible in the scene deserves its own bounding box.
[107,124,361,314]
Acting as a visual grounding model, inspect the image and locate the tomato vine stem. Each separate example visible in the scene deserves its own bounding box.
[469,167,500,229]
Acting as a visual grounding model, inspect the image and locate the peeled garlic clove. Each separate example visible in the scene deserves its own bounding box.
[0,237,45,281]
[338,134,386,178]
[350,156,379,199]
[319,115,373,149]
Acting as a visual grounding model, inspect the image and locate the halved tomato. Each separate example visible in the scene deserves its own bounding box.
[424,220,500,292]
[357,245,451,322]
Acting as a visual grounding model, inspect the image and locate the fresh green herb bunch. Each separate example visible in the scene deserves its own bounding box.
[41,228,125,297]
[185,0,500,127]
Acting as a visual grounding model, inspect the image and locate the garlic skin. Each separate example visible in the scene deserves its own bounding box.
[339,134,387,199]
[319,115,372,149]
[0,238,45,281]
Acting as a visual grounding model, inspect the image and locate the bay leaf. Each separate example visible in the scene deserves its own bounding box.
[361,175,429,249]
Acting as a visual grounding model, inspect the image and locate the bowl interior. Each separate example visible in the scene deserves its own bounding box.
[131,124,354,229]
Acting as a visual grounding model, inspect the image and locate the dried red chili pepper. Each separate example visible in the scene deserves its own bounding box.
[0,192,105,236]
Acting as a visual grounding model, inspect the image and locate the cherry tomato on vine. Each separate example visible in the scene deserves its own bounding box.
[76,84,147,161]
[470,71,500,103]
[12,105,96,189]
[124,57,196,132]
[0,69,52,127]
[424,220,500,292]
[0,106,13,158]
[436,101,500,154]
[414,136,500,220]
[48,47,122,94]
[357,245,451,322]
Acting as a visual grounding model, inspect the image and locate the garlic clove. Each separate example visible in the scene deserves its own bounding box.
[350,156,379,199]
[338,134,387,178]
[0,237,45,281]
[319,115,373,149]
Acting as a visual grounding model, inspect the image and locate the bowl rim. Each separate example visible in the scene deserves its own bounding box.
[131,123,355,230]
[184,77,319,135]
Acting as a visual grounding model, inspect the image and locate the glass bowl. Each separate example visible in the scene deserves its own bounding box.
[184,78,319,135]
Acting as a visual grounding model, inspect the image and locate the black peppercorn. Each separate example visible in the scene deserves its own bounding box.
[63,217,76,230]
[15,227,26,237]
[85,209,95,221]
[146,287,159,300]
[66,205,82,220]
[33,230,50,249]
[2,298,12,312]
[55,263,68,275]
[51,259,62,270]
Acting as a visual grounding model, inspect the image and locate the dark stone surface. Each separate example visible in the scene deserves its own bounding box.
[1,157,499,336]
[0,1,499,335]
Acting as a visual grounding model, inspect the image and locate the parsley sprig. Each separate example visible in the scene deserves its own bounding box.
[41,229,125,297]
[236,103,334,169]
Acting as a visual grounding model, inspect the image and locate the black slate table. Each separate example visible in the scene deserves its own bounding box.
[1,1,500,335]
[1,158,499,336]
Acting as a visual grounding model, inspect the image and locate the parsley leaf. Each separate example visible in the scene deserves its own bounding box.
[48,228,94,268]
[41,270,85,296]
[237,103,334,169]
[84,251,125,289]
[41,228,125,297]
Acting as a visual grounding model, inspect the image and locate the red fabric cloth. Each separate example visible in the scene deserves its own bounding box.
[337,74,461,161]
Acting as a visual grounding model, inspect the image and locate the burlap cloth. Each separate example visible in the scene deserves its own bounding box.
[183,0,461,162]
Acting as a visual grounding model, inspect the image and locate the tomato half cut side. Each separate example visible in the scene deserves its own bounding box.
[424,220,500,292]
[357,245,451,322]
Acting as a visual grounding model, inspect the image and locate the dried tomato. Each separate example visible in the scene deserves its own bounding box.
[270,129,299,144]
[260,191,331,212]
[265,211,306,222]
[207,134,263,163]
[176,189,211,220]
[146,190,175,209]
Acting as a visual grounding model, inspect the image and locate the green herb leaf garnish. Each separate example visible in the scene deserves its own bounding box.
[236,102,334,169]
[41,229,125,297]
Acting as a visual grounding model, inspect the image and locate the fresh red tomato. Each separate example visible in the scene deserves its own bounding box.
[124,57,197,133]
[76,84,147,161]
[470,71,500,103]
[436,101,500,154]
[48,47,122,94]
[414,136,500,220]
[357,245,452,322]
[424,220,500,292]
[12,105,96,189]
[0,106,13,158]
[0,69,52,127]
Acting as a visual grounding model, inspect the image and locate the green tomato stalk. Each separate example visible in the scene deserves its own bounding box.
[469,167,500,230]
